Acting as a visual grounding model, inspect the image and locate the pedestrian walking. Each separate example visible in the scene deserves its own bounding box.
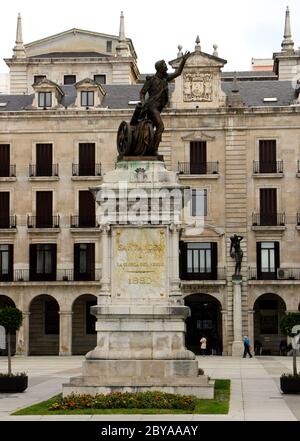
[200,336,207,356]
[243,335,253,358]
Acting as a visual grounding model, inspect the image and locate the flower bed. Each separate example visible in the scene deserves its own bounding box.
[49,391,197,411]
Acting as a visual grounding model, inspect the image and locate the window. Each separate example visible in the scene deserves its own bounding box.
[64,75,76,85]
[79,191,96,227]
[36,144,53,177]
[0,245,13,281]
[78,143,95,176]
[94,74,106,85]
[34,75,46,84]
[0,192,10,228]
[191,189,207,217]
[260,188,277,226]
[81,91,94,107]
[257,242,280,280]
[0,145,10,177]
[74,243,95,281]
[38,92,52,108]
[106,41,112,53]
[180,242,218,280]
[36,191,53,228]
[190,141,207,174]
[30,244,57,281]
[259,140,277,173]
[44,300,59,335]
[86,301,97,335]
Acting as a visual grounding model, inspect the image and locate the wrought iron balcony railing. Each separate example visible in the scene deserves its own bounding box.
[181,267,227,281]
[249,267,300,281]
[70,215,100,228]
[252,213,285,227]
[1,269,102,283]
[29,164,59,177]
[253,161,283,174]
[178,162,219,175]
[27,215,60,229]
[0,165,16,178]
[72,164,101,177]
[0,215,17,229]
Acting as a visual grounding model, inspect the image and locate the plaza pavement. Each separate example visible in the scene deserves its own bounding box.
[0,355,299,421]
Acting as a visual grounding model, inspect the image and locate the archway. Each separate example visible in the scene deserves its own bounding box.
[184,294,222,355]
[254,293,286,355]
[0,295,16,356]
[29,295,59,355]
[72,294,97,355]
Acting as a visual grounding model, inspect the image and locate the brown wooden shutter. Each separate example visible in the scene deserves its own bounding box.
[256,242,262,280]
[51,244,57,281]
[87,244,95,280]
[8,244,13,281]
[74,243,80,281]
[0,192,9,228]
[79,143,95,176]
[179,241,188,279]
[79,191,95,227]
[259,140,276,173]
[260,188,277,225]
[274,242,280,276]
[36,144,53,176]
[211,243,218,280]
[190,142,207,174]
[29,244,37,281]
[36,192,53,228]
[0,145,10,177]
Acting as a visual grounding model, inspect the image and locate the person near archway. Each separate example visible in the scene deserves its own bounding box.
[200,335,207,356]
[243,335,253,358]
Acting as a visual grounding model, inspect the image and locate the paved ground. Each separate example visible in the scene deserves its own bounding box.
[0,355,299,421]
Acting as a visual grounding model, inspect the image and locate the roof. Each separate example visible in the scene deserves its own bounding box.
[29,52,112,59]
[222,71,278,81]
[0,80,296,111]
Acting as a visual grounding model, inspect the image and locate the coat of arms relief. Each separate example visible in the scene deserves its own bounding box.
[183,72,213,102]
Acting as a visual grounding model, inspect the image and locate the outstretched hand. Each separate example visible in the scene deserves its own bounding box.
[182,51,191,62]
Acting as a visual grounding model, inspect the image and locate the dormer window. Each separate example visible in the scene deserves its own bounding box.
[34,75,46,84]
[64,75,77,85]
[38,92,52,108]
[81,91,94,108]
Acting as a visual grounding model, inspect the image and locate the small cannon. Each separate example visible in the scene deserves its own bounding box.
[117,103,155,157]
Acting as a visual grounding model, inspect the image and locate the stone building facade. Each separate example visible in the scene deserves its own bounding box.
[0,9,300,357]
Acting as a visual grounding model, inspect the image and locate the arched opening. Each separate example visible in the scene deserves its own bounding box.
[29,295,59,355]
[72,294,97,355]
[185,293,222,355]
[254,293,286,356]
[0,295,16,356]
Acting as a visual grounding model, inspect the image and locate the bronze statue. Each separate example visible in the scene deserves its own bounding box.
[230,235,244,277]
[117,52,190,158]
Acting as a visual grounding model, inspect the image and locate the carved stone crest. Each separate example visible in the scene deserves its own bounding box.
[183,72,213,102]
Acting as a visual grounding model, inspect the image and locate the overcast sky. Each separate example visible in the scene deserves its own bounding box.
[1,0,300,73]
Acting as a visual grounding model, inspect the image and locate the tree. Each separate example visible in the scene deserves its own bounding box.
[0,307,23,375]
[280,313,300,376]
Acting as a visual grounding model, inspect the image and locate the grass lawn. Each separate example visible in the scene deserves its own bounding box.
[12,380,230,415]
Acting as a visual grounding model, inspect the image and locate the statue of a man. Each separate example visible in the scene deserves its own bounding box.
[139,52,190,154]
[230,235,244,277]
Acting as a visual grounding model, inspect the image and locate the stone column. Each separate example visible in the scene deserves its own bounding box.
[232,276,244,356]
[248,309,255,353]
[99,225,111,304]
[221,310,228,356]
[169,224,183,305]
[59,311,73,356]
[16,311,30,355]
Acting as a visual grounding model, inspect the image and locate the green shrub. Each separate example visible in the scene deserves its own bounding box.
[0,307,23,333]
[280,313,300,337]
[49,391,197,411]
[0,372,27,378]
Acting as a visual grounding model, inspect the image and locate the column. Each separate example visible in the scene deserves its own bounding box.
[99,225,111,304]
[232,276,244,356]
[16,311,30,355]
[221,310,228,356]
[248,309,255,354]
[59,311,73,356]
[169,224,183,305]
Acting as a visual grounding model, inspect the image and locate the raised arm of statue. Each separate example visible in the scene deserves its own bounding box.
[167,51,190,82]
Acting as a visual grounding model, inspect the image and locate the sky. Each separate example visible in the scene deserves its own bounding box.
[1,0,300,74]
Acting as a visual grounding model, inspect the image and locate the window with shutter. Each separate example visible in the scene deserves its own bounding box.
[0,192,9,228]
[183,243,218,280]
[0,244,13,281]
[79,191,96,227]
[30,244,57,281]
[260,188,277,226]
[36,191,53,228]
[74,243,95,281]
[79,143,95,176]
[259,140,277,173]
[190,141,207,174]
[0,145,10,177]
[257,242,280,280]
[36,144,53,176]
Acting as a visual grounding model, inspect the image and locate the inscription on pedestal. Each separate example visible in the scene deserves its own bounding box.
[113,228,168,300]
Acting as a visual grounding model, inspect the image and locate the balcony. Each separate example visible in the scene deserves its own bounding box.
[252,213,286,231]
[181,267,227,288]
[248,267,300,282]
[27,215,60,229]
[70,215,100,229]
[72,164,102,178]
[0,215,17,230]
[0,165,16,179]
[29,164,59,179]
[253,161,284,177]
[0,269,101,283]
[178,162,219,177]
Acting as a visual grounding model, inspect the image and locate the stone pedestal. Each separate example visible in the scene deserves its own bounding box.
[63,160,214,399]
[231,276,244,357]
